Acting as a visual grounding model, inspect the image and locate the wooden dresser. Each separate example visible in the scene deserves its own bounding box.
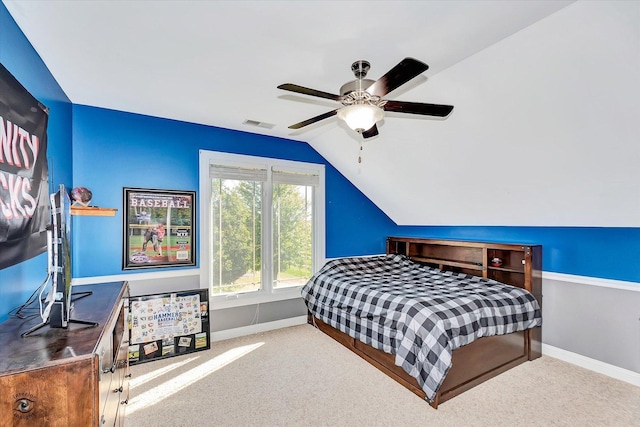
[0,282,130,427]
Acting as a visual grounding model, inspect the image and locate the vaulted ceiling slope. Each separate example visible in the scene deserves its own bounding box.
[6,1,639,227]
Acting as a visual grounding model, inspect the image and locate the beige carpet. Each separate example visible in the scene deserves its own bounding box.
[124,324,640,427]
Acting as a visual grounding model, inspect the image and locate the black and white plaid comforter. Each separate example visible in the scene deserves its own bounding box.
[301,254,542,402]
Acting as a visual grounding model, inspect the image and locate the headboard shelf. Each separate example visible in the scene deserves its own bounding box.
[488,265,524,274]
[387,236,541,298]
[409,256,485,272]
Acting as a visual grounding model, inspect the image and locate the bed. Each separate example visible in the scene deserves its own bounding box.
[302,237,543,408]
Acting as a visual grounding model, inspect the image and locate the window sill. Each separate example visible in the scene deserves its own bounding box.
[210,287,303,310]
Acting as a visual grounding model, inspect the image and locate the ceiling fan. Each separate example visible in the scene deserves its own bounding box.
[277,57,453,139]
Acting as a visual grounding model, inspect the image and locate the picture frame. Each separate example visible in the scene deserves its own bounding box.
[128,289,210,365]
[122,187,196,270]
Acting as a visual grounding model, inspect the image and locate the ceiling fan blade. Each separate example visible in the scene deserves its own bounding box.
[383,100,453,117]
[361,124,379,139]
[288,109,339,129]
[277,83,342,101]
[365,58,429,97]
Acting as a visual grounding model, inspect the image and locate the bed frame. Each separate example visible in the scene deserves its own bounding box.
[308,237,542,408]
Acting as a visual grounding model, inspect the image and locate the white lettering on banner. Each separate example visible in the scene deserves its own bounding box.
[0,118,39,170]
[0,172,37,220]
[0,115,41,222]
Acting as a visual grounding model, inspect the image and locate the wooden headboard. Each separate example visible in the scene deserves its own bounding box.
[386,236,542,300]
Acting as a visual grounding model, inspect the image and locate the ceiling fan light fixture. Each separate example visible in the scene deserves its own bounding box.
[337,104,384,133]
[278,58,453,137]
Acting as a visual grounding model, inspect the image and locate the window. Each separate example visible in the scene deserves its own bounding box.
[199,151,325,307]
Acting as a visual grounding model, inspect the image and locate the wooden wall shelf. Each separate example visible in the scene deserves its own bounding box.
[71,206,118,216]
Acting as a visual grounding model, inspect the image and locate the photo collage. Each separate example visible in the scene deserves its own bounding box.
[128,289,210,364]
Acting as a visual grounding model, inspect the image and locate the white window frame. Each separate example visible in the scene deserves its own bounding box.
[199,150,325,309]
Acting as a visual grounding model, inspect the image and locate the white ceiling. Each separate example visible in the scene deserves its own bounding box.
[4,0,584,225]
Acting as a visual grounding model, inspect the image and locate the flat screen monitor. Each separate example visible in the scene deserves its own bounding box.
[48,184,72,328]
[22,184,96,337]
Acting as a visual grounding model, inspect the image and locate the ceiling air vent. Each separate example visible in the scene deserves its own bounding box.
[243,119,275,129]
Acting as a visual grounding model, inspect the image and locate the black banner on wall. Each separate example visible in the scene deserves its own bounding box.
[0,63,50,270]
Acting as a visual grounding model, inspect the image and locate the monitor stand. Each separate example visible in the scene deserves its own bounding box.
[21,291,99,338]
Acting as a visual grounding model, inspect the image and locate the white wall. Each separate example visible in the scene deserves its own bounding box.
[359,0,640,226]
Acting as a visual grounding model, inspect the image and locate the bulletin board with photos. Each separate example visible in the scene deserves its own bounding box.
[128,289,210,365]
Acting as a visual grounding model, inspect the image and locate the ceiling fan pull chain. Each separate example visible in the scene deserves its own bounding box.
[358,143,363,164]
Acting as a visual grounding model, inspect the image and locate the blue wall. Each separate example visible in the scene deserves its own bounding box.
[0,3,73,322]
[71,105,397,277]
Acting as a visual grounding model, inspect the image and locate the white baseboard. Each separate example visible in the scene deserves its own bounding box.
[542,344,640,387]
[210,315,308,342]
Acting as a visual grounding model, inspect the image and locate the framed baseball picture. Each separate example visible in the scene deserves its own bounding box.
[123,187,196,270]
